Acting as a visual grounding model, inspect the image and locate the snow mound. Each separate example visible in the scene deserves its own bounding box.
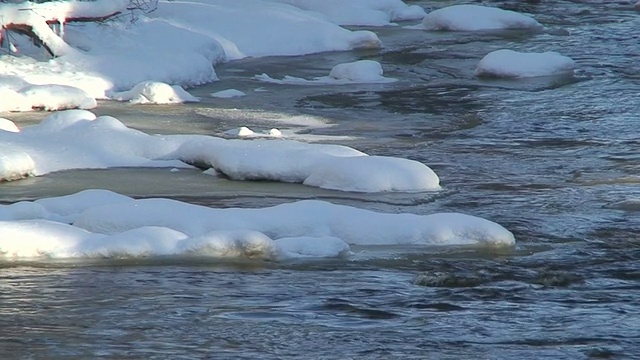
[422,5,543,31]
[329,60,393,82]
[0,189,514,260]
[223,127,282,138]
[0,89,32,112]
[171,137,439,192]
[0,145,35,182]
[475,49,575,78]
[0,119,20,133]
[0,82,96,112]
[110,81,199,104]
[256,60,396,85]
[304,155,440,192]
[211,89,246,98]
[19,84,97,111]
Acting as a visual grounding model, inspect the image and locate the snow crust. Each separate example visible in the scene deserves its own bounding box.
[475,49,576,78]
[421,5,543,31]
[256,60,396,85]
[0,189,515,260]
[0,110,439,192]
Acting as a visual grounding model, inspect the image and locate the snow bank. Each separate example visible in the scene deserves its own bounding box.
[0,110,439,193]
[256,60,396,85]
[151,0,381,60]
[1,0,382,98]
[421,5,543,31]
[265,0,426,26]
[475,49,575,78]
[110,81,199,104]
[0,189,515,260]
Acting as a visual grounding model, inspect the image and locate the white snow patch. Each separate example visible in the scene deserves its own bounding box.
[110,81,199,104]
[421,5,543,31]
[475,49,575,78]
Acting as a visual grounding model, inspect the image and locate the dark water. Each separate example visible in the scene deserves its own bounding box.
[2,1,640,358]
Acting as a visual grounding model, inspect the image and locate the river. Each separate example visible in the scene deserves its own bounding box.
[1,1,639,358]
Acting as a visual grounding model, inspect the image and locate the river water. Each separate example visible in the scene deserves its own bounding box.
[1,1,640,358]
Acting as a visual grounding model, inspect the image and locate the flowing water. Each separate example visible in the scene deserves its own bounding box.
[1,1,640,358]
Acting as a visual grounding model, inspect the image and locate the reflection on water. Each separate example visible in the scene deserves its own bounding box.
[2,0,640,358]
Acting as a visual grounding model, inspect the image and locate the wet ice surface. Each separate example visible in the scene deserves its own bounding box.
[1,0,640,358]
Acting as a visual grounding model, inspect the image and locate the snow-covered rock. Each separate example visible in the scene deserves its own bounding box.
[256,60,396,85]
[422,5,543,31]
[110,81,199,104]
[475,49,575,78]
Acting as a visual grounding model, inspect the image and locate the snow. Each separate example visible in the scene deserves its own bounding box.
[151,0,381,60]
[18,84,97,110]
[0,0,383,101]
[0,76,96,112]
[421,5,543,31]
[264,0,426,26]
[211,89,246,98]
[475,49,576,78]
[110,81,199,104]
[0,189,515,260]
[223,127,282,138]
[0,119,20,133]
[0,110,439,192]
[256,60,396,85]
[0,144,35,182]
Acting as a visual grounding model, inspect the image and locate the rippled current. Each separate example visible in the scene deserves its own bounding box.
[1,1,640,358]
